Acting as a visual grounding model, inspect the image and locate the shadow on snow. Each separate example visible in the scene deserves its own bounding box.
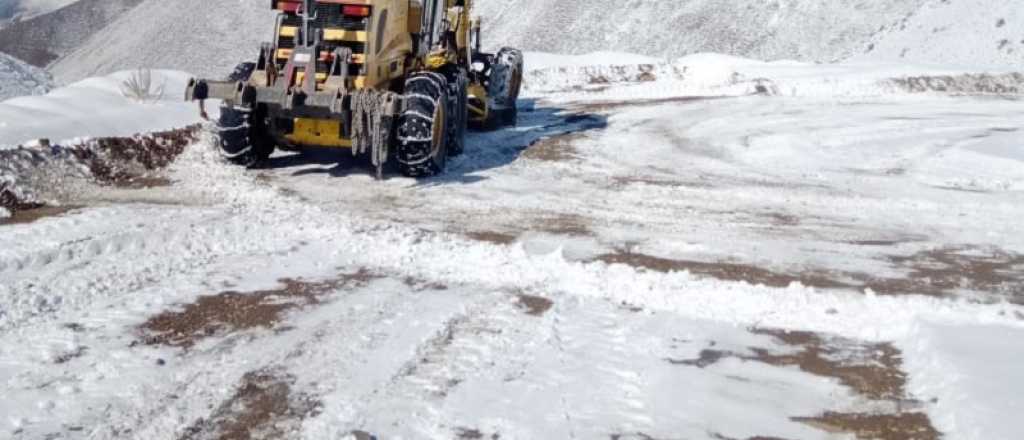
[256,98,608,185]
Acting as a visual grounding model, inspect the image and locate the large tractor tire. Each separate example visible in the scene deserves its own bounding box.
[485,47,524,129]
[397,72,450,177]
[446,68,469,157]
[214,104,275,167]
[213,63,275,167]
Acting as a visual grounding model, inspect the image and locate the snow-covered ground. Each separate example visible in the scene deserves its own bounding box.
[0,69,199,148]
[2,53,1024,440]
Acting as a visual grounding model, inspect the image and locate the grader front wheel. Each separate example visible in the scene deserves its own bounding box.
[485,47,524,129]
[214,104,276,167]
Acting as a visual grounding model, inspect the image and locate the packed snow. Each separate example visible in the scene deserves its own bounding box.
[2,50,1023,439]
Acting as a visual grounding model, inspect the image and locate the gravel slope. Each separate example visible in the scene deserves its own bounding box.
[0,52,52,100]
[48,0,275,83]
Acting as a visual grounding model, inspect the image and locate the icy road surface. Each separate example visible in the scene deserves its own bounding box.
[2,55,1024,439]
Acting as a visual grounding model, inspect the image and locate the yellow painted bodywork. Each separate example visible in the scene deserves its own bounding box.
[324,29,368,42]
[261,0,498,150]
[279,26,367,43]
[294,72,367,89]
[284,118,352,148]
[276,49,365,64]
[467,82,488,121]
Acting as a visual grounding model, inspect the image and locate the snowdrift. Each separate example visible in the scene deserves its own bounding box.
[0,69,201,149]
[523,51,1024,101]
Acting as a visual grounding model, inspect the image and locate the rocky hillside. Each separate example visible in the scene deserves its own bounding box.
[0,0,142,67]
[852,0,1024,68]
[0,51,52,100]
[0,0,79,26]
[24,0,1024,85]
[474,0,929,62]
[48,0,276,83]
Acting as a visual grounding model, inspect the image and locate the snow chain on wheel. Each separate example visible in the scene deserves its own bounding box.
[214,103,275,167]
[212,62,274,167]
[397,72,449,177]
[351,89,400,178]
[446,68,469,157]
[485,47,524,129]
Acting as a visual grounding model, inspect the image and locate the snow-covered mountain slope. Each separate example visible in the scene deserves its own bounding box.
[475,0,927,62]
[854,0,1024,68]
[0,0,142,68]
[49,0,276,83]
[0,69,198,147]
[0,52,51,100]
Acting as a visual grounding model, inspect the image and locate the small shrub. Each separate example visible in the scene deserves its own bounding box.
[120,68,165,103]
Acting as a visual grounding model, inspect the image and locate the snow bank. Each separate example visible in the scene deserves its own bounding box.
[0,52,52,101]
[0,69,202,149]
[904,322,1024,440]
[524,51,663,71]
[525,51,1024,100]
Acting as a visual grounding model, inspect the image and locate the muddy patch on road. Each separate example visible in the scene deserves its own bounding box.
[668,328,938,439]
[596,250,851,290]
[598,245,1024,304]
[793,412,939,440]
[610,174,714,190]
[750,329,907,401]
[139,270,379,348]
[180,369,321,440]
[533,213,594,237]
[515,294,554,316]
[463,230,518,245]
[668,329,907,400]
[864,246,1024,304]
[523,132,585,162]
[456,427,501,439]
[0,204,81,226]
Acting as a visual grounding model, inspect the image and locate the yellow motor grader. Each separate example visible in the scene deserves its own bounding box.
[185,0,523,178]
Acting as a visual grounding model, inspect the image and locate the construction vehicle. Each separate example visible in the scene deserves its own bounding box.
[185,0,523,178]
